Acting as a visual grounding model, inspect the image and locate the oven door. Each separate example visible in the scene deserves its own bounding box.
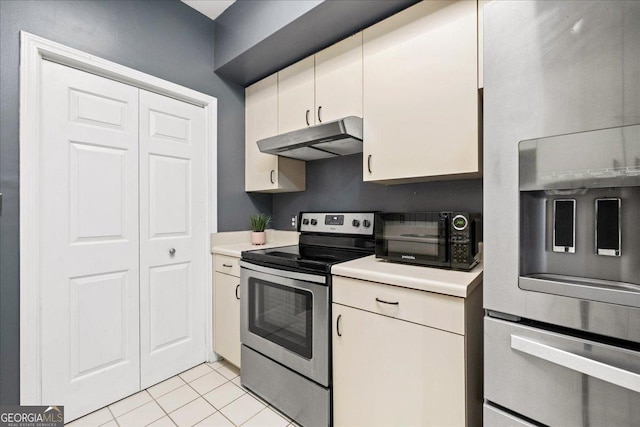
[376,212,449,267]
[239,261,329,386]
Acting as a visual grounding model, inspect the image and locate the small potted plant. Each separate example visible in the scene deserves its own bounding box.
[249,213,271,245]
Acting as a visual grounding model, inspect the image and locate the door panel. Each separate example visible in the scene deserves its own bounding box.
[149,154,190,237]
[363,0,478,181]
[315,32,363,123]
[214,272,241,367]
[332,303,465,426]
[149,263,191,352]
[70,272,129,377]
[245,75,279,191]
[70,88,128,129]
[69,142,128,242]
[139,90,207,388]
[278,56,315,134]
[149,110,191,142]
[40,60,140,421]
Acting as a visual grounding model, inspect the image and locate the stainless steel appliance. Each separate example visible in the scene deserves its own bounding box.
[240,212,376,427]
[375,211,481,270]
[257,116,363,161]
[483,1,640,426]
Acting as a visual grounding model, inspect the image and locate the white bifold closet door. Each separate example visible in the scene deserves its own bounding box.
[139,90,206,388]
[39,60,207,420]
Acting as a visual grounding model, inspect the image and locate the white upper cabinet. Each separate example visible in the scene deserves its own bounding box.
[315,32,363,123]
[278,56,316,134]
[363,0,480,183]
[245,74,306,193]
[278,33,363,134]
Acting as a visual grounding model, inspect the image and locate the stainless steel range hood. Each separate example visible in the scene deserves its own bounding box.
[257,116,363,161]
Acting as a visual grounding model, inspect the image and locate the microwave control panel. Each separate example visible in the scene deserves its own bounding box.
[450,213,479,267]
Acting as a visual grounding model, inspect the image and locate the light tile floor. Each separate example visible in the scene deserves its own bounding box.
[66,361,299,427]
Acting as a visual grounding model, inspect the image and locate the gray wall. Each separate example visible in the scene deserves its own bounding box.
[0,0,269,404]
[272,154,483,229]
[214,0,418,85]
[214,0,322,72]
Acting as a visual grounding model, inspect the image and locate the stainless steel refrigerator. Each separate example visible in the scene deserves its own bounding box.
[483,1,640,426]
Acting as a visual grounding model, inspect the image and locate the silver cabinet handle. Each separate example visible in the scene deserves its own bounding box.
[367,155,372,174]
[317,106,322,123]
[235,284,240,300]
[305,109,310,126]
[336,314,342,337]
[375,297,399,305]
[169,248,176,255]
[270,169,275,184]
[511,335,640,393]
[222,264,233,268]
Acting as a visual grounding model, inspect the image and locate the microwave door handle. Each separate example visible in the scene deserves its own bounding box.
[511,335,640,393]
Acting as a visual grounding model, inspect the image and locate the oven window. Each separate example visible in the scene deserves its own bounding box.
[248,278,313,359]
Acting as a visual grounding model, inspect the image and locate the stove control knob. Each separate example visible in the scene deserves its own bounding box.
[310,219,318,226]
[302,218,309,225]
[352,219,360,227]
[362,219,371,228]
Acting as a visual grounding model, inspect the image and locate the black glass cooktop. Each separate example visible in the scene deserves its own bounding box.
[241,244,371,274]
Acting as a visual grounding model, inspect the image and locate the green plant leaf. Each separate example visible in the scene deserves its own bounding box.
[249,213,272,232]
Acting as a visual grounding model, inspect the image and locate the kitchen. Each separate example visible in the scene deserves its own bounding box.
[0,1,638,426]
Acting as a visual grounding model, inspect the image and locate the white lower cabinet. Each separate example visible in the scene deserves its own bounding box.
[213,255,241,367]
[332,304,465,426]
[332,276,482,426]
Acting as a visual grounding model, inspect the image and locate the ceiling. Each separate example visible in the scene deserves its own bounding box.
[181,0,235,21]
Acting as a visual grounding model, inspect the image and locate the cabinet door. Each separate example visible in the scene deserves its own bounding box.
[315,32,363,123]
[139,90,207,388]
[40,60,141,422]
[278,56,315,133]
[245,74,306,193]
[245,74,279,192]
[363,0,479,183]
[332,303,465,427]
[214,272,241,367]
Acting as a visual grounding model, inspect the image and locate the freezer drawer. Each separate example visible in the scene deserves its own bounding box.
[483,404,536,427]
[485,316,640,426]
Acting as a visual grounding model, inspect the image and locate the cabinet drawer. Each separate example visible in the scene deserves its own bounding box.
[332,276,464,334]
[485,317,640,426]
[214,254,240,277]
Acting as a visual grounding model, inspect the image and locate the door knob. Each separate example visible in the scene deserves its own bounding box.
[169,248,176,256]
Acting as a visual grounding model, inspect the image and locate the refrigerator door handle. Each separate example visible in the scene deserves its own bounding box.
[511,335,640,393]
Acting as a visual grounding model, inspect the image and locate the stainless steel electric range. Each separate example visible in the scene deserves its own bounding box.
[239,212,376,427]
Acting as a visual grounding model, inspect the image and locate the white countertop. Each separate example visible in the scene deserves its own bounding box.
[212,241,295,258]
[211,229,299,257]
[332,255,483,298]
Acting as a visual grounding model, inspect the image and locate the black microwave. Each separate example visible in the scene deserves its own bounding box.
[375,212,482,270]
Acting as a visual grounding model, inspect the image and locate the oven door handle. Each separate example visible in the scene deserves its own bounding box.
[239,260,327,285]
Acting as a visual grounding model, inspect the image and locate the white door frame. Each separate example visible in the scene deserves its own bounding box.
[19,31,218,405]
